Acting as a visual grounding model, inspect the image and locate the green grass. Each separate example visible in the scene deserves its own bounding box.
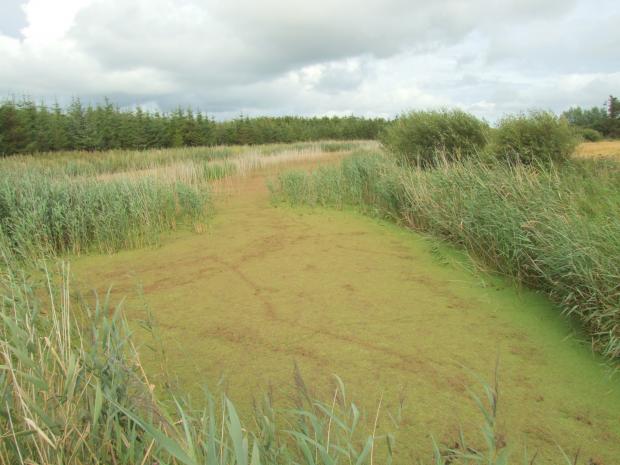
[0,140,371,262]
[272,153,620,361]
[0,261,393,465]
[0,173,209,261]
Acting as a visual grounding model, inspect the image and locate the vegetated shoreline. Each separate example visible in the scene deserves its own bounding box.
[70,166,620,465]
[0,140,532,465]
[1,138,619,464]
[273,151,620,363]
[0,141,369,261]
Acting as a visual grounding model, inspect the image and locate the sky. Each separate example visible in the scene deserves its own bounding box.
[0,0,618,121]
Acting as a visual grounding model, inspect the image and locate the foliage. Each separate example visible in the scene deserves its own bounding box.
[562,105,608,133]
[0,140,374,261]
[0,174,208,260]
[577,127,604,142]
[607,95,620,138]
[561,95,620,139]
[0,139,606,464]
[0,252,586,465]
[491,111,577,165]
[273,154,620,361]
[380,109,488,168]
[0,97,387,156]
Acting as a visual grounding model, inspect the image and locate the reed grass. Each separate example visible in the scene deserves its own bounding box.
[0,260,393,465]
[0,141,375,262]
[0,141,372,179]
[0,173,209,261]
[0,140,595,464]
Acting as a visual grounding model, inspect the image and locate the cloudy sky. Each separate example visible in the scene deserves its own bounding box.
[0,0,618,121]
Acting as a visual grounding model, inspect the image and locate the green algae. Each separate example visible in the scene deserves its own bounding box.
[72,179,620,465]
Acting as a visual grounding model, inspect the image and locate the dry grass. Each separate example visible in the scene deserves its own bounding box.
[574,140,620,159]
[94,141,378,184]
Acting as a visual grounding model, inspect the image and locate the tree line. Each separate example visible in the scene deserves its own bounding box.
[561,95,620,139]
[1,95,618,156]
[0,98,387,155]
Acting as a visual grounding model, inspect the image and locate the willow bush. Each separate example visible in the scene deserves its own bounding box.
[380,109,488,168]
[491,111,577,165]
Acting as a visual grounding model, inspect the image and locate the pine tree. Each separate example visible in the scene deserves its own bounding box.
[606,95,620,137]
[49,101,69,151]
[66,98,89,150]
[0,101,26,155]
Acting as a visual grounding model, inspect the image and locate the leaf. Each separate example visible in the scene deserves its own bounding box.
[250,438,261,465]
[107,398,197,465]
[92,378,103,430]
[226,398,247,465]
[355,436,373,465]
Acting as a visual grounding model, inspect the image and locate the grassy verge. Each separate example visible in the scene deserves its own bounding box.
[272,154,620,361]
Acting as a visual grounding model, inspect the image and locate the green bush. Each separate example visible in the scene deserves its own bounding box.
[578,127,604,142]
[492,111,577,165]
[381,109,488,167]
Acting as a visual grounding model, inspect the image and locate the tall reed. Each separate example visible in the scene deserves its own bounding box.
[0,173,208,260]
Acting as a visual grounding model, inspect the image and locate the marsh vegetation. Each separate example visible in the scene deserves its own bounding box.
[1,107,619,465]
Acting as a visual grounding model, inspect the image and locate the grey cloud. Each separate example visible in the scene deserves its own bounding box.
[486,0,620,74]
[69,0,580,85]
[0,0,617,121]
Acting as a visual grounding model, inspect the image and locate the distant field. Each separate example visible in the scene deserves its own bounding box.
[575,140,620,159]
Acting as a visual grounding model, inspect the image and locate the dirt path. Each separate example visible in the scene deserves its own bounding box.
[73,165,620,464]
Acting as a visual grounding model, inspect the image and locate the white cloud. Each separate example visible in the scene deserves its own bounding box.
[21,0,91,42]
[0,0,618,120]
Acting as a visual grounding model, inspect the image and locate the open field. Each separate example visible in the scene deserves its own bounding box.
[67,142,620,464]
[575,140,620,159]
[1,139,620,464]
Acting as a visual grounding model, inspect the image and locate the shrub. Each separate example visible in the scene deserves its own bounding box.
[381,109,488,167]
[578,127,604,142]
[492,111,577,165]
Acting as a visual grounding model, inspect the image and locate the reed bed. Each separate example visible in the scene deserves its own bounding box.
[0,174,208,260]
[0,141,371,261]
[0,141,371,179]
[0,141,595,464]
